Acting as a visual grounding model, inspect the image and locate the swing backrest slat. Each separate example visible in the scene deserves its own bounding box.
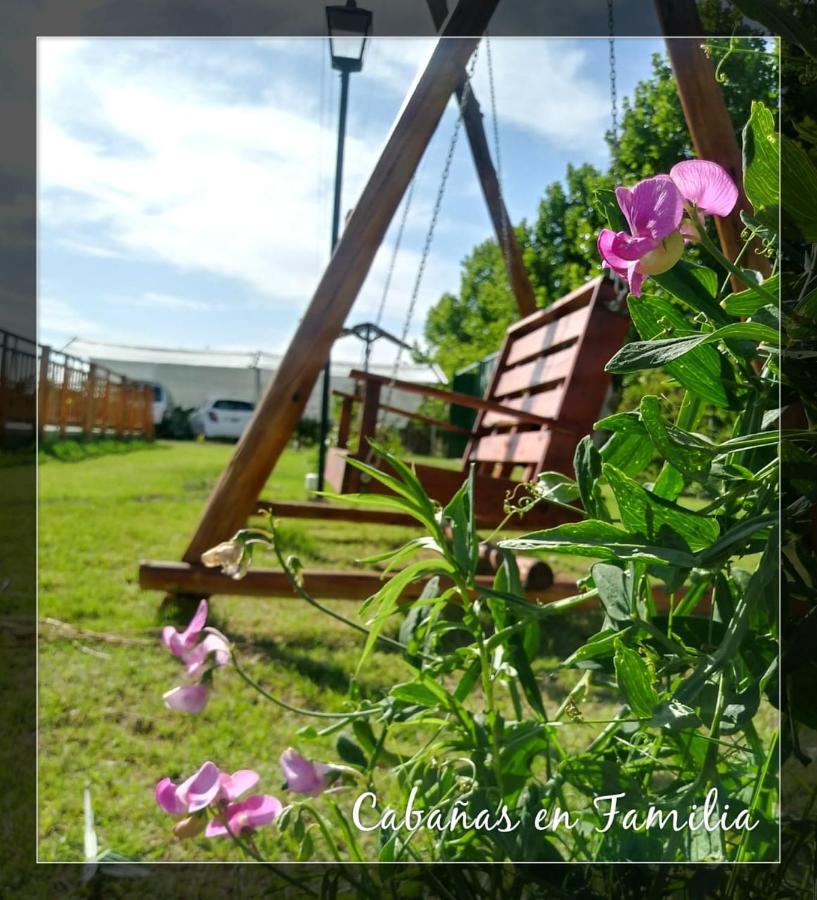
[463,275,629,478]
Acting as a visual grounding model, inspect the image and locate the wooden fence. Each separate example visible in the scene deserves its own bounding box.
[0,329,154,444]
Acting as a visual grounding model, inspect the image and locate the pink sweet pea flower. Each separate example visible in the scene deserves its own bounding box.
[163,683,210,714]
[218,769,260,801]
[205,795,283,838]
[160,600,231,714]
[155,776,187,816]
[280,747,337,796]
[670,159,738,219]
[155,762,281,841]
[176,761,223,812]
[598,175,685,297]
[183,633,231,679]
[162,599,208,659]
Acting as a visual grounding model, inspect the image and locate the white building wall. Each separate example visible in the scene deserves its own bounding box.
[87,357,430,423]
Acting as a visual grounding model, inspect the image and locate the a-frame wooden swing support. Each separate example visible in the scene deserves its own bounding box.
[140,0,762,605]
[141,0,549,602]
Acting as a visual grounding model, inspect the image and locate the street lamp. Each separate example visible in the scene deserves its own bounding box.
[317,0,372,492]
[326,1,372,73]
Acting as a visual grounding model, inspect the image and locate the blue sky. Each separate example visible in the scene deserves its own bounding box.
[38,36,665,367]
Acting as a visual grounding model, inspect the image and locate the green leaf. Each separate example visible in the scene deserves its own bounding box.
[594,188,627,232]
[390,681,448,709]
[532,471,580,505]
[605,322,779,374]
[499,520,697,568]
[562,628,626,667]
[574,436,609,521]
[721,274,780,316]
[442,468,477,579]
[336,734,367,769]
[696,514,777,568]
[628,294,734,408]
[614,641,658,718]
[357,558,454,672]
[652,261,731,327]
[649,699,702,732]
[603,463,719,551]
[729,2,817,60]
[592,562,631,624]
[743,101,779,214]
[782,132,817,242]
[639,395,713,479]
[600,429,656,477]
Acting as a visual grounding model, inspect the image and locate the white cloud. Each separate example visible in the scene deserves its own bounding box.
[38,296,106,343]
[352,37,609,153]
[134,292,220,311]
[39,39,382,303]
[38,37,610,354]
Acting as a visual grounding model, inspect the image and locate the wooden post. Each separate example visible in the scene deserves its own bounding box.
[654,0,770,277]
[38,346,51,440]
[426,0,537,317]
[144,384,154,439]
[357,380,381,456]
[101,372,111,437]
[118,377,127,437]
[182,0,500,564]
[84,364,97,439]
[57,356,71,437]
[336,396,353,449]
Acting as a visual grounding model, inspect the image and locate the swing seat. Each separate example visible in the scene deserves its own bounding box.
[322,275,628,528]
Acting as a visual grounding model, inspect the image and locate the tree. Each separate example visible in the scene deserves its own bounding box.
[422,39,778,378]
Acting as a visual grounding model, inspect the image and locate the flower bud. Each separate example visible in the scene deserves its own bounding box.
[637,230,685,276]
[173,814,206,839]
[201,541,242,569]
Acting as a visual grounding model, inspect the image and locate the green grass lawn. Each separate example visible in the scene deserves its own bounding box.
[37,440,604,862]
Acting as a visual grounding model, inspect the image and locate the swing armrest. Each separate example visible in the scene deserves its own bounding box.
[332,389,470,435]
[345,369,576,434]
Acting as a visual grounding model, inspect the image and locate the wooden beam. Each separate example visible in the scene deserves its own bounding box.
[654,0,770,277]
[345,369,581,435]
[259,499,419,528]
[139,560,579,604]
[332,389,472,435]
[427,0,537,318]
[181,0,500,564]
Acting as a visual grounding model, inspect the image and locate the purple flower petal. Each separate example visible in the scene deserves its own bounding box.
[206,795,282,837]
[626,261,645,298]
[163,684,209,714]
[610,231,658,261]
[177,761,222,812]
[597,229,629,279]
[219,769,260,802]
[162,599,209,657]
[626,175,684,241]
[670,160,738,217]
[280,747,333,796]
[155,777,186,816]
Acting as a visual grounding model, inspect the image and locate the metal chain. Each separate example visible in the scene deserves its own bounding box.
[374,45,481,434]
[486,35,512,285]
[374,174,417,328]
[606,0,628,311]
[607,0,619,175]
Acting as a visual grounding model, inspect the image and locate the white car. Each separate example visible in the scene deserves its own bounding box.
[190,398,255,440]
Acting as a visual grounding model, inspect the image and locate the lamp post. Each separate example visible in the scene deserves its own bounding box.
[317,0,372,493]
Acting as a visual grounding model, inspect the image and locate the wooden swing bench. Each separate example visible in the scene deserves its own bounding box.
[266,275,627,530]
[140,276,628,602]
